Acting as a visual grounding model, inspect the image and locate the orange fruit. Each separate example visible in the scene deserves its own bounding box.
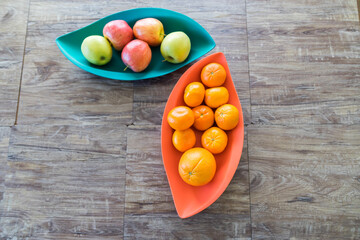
[178,147,216,186]
[201,127,228,154]
[215,104,239,130]
[167,106,194,130]
[172,128,196,152]
[204,87,229,108]
[192,105,214,131]
[184,82,205,107]
[201,63,226,87]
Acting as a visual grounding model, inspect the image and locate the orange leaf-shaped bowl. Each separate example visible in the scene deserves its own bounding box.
[161,52,244,218]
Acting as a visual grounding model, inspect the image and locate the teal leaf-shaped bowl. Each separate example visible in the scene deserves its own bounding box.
[56,8,216,80]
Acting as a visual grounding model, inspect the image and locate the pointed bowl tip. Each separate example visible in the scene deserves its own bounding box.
[161,52,244,218]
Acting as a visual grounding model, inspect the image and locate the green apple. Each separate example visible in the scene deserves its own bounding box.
[81,35,112,66]
[160,31,191,64]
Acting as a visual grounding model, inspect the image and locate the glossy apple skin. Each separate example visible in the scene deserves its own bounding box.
[121,40,152,72]
[160,31,191,64]
[103,20,133,51]
[133,18,164,47]
[81,35,112,66]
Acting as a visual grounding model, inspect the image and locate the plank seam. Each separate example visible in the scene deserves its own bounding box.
[14,0,31,126]
[358,0,360,23]
[123,127,130,238]
[244,0,254,238]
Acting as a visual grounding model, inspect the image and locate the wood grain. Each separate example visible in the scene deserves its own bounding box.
[248,124,360,239]
[0,127,11,194]
[0,0,29,126]
[8,124,127,154]
[124,125,251,238]
[125,125,175,214]
[0,125,127,239]
[124,214,251,240]
[247,0,360,125]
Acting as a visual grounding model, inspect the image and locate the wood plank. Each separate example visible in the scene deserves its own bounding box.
[0,125,127,239]
[250,73,360,125]
[124,125,251,238]
[9,125,127,155]
[125,125,175,214]
[247,0,360,125]
[124,214,251,240]
[0,0,29,126]
[248,124,360,239]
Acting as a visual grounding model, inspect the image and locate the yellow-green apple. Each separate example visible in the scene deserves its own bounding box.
[81,35,112,66]
[160,31,191,64]
[133,18,164,47]
[103,20,133,51]
[121,39,152,72]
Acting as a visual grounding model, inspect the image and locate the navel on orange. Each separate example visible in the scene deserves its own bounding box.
[192,105,214,131]
[201,127,228,154]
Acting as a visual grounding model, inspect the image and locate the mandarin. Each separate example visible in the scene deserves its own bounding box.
[192,105,214,131]
[167,106,194,130]
[215,104,239,130]
[184,82,205,107]
[204,87,229,108]
[172,128,196,152]
[201,127,228,154]
[178,147,216,186]
[201,63,226,87]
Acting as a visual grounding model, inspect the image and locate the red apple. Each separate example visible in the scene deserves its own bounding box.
[133,18,164,47]
[103,20,133,51]
[121,39,152,72]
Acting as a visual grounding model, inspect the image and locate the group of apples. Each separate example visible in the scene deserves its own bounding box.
[81,18,191,72]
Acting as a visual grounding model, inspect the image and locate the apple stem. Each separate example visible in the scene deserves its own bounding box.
[124,66,128,71]
[162,59,167,62]
[161,33,166,37]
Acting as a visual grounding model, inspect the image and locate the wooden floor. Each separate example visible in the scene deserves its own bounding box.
[1,0,359,239]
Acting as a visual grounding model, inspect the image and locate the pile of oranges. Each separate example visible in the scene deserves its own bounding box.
[167,62,239,187]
